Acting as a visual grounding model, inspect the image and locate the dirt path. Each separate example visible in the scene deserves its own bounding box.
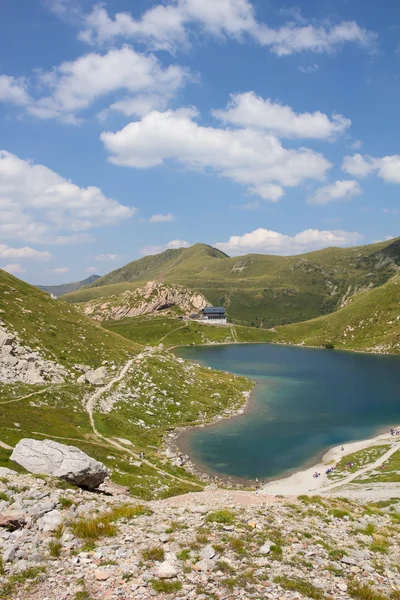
[84,355,201,488]
[0,386,57,405]
[159,323,188,345]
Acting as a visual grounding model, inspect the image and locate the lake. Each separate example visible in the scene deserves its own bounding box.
[174,344,400,481]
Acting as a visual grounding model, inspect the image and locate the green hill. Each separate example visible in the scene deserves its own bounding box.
[276,273,400,354]
[37,274,101,298]
[0,269,251,499]
[63,239,400,327]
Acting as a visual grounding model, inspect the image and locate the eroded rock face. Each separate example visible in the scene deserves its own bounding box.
[11,439,108,490]
[81,281,208,321]
[0,321,67,385]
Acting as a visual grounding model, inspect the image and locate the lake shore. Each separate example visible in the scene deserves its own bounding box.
[260,427,400,496]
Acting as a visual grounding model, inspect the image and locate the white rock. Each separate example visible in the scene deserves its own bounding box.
[11,438,108,490]
[37,510,63,532]
[200,545,215,560]
[156,561,179,579]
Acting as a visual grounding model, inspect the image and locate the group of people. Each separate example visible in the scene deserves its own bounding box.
[390,428,400,436]
[312,472,321,478]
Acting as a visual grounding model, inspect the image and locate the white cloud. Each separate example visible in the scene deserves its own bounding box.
[350,140,362,150]
[0,244,52,261]
[26,46,190,123]
[307,180,362,205]
[298,64,319,74]
[0,150,134,244]
[216,228,363,256]
[140,239,189,256]
[148,213,176,223]
[213,92,350,139]
[95,254,121,261]
[48,267,70,273]
[101,108,331,201]
[2,263,26,275]
[86,266,99,273]
[79,1,376,56]
[343,153,400,183]
[0,75,31,106]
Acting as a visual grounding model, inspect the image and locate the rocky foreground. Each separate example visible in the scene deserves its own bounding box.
[1,468,400,600]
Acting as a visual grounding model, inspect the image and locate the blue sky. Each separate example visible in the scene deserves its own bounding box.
[0,0,399,284]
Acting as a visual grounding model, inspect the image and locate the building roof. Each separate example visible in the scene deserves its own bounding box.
[202,307,226,315]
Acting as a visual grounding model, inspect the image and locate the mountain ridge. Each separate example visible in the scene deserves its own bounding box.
[37,274,101,298]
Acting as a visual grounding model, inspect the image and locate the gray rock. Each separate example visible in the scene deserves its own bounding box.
[37,510,63,532]
[3,544,17,562]
[11,439,108,490]
[0,467,17,476]
[0,329,14,347]
[259,541,272,555]
[341,556,356,565]
[85,366,107,386]
[200,545,215,560]
[159,533,169,543]
[156,561,179,579]
[194,558,216,572]
[30,500,57,519]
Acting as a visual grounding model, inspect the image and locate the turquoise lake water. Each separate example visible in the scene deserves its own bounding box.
[175,344,400,481]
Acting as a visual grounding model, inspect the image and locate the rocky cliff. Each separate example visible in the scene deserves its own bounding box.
[81,281,208,322]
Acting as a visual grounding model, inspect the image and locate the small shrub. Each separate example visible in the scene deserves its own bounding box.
[205,510,235,524]
[324,343,335,350]
[142,546,165,562]
[151,580,182,594]
[70,515,118,541]
[109,504,152,521]
[358,523,376,536]
[216,560,235,574]
[0,492,8,502]
[274,576,323,600]
[229,537,246,555]
[59,496,74,509]
[329,508,349,519]
[348,582,388,600]
[54,524,64,540]
[176,549,191,561]
[48,541,62,558]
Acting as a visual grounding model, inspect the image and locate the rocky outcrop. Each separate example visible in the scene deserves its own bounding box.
[10,439,108,490]
[81,281,208,322]
[0,321,67,384]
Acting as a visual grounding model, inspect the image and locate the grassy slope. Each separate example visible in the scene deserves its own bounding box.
[63,239,400,327]
[275,274,400,353]
[103,316,276,347]
[0,270,252,499]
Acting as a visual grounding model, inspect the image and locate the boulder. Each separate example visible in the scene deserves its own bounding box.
[0,510,26,531]
[85,366,107,386]
[37,509,63,532]
[11,439,108,490]
[156,561,179,579]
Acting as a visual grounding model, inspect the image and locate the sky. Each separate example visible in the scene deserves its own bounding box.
[0,0,399,284]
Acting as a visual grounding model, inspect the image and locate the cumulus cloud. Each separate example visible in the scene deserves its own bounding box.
[2,263,26,275]
[0,75,31,106]
[101,108,331,201]
[95,254,121,261]
[343,153,400,184]
[26,46,190,123]
[48,267,70,273]
[0,244,52,261]
[213,92,350,139]
[0,150,134,244]
[140,239,189,256]
[148,213,176,223]
[79,1,376,56]
[216,228,363,256]
[307,180,362,205]
[86,266,99,273]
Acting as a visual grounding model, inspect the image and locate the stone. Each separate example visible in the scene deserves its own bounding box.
[0,510,26,531]
[199,545,215,560]
[156,561,179,579]
[94,569,110,581]
[0,329,14,347]
[341,556,356,566]
[190,506,208,514]
[0,466,17,476]
[85,367,107,386]
[11,439,109,490]
[337,583,348,592]
[3,544,17,562]
[194,558,216,572]
[30,501,56,519]
[37,510,63,532]
[259,542,272,555]
[159,533,169,543]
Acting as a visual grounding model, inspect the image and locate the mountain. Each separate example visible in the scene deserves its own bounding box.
[0,268,250,499]
[63,239,400,327]
[37,274,101,297]
[276,273,400,354]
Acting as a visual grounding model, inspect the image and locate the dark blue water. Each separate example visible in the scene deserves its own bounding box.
[175,344,400,480]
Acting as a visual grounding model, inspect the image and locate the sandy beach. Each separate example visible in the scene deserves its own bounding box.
[260,427,400,497]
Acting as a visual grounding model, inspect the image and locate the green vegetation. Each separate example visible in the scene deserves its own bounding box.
[103,315,275,347]
[205,509,236,524]
[275,274,400,354]
[142,546,165,562]
[355,449,400,484]
[64,239,400,329]
[0,567,46,599]
[328,445,391,481]
[274,575,323,599]
[48,540,62,557]
[151,580,182,594]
